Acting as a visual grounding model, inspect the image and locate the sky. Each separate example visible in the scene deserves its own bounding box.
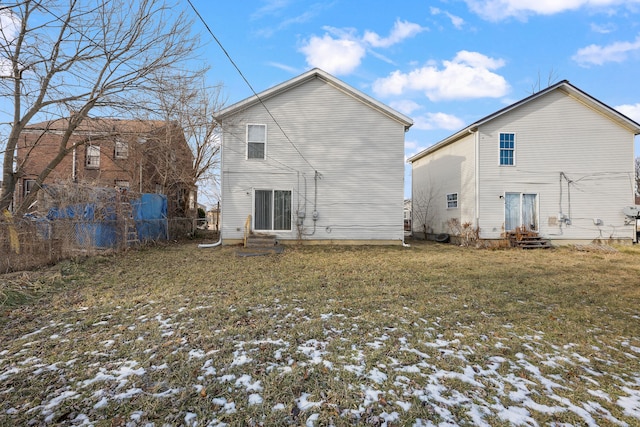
[184,0,640,199]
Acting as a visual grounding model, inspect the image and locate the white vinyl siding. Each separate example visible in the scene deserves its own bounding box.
[411,132,476,236]
[221,77,407,242]
[412,86,636,242]
[477,89,635,240]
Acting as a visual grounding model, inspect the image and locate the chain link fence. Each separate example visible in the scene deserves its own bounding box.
[1,215,199,273]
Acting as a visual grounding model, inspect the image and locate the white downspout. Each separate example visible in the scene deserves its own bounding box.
[198,235,222,248]
[402,140,410,248]
[72,147,77,181]
[473,129,480,230]
[199,128,223,249]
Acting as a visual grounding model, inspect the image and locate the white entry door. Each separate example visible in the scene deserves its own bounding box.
[505,193,538,231]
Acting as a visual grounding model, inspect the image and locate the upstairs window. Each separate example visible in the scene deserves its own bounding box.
[115,139,129,159]
[247,124,266,159]
[86,145,100,169]
[499,133,515,166]
[446,193,458,209]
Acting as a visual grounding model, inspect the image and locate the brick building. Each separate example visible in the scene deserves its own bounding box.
[15,117,197,218]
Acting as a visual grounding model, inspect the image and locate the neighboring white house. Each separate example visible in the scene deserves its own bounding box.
[403,199,412,231]
[216,68,413,245]
[408,80,640,244]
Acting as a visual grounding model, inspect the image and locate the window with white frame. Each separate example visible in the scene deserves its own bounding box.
[86,145,100,168]
[247,124,266,159]
[115,139,129,159]
[446,193,458,209]
[254,189,291,231]
[499,133,515,166]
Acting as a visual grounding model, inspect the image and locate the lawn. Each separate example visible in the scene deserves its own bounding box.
[1,241,640,426]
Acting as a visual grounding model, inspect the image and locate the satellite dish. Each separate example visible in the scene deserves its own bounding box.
[622,206,640,217]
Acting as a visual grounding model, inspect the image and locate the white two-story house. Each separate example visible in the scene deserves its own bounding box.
[216,68,413,245]
[409,80,640,244]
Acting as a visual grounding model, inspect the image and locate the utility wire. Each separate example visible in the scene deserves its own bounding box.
[185,0,316,172]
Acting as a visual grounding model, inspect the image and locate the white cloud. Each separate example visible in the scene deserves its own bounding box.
[590,22,616,34]
[464,0,640,21]
[414,112,466,131]
[251,0,291,20]
[390,100,422,115]
[405,140,419,150]
[267,62,300,73]
[254,3,329,38]
[430,7,465,29]
[0,9,20,77]
[372,51,509,101]
[454,50,505,69]
[299,19,426,76]
[572,35,640,66]
[299,33,366,75]
[362,19,427,48]
[615,103,640,123]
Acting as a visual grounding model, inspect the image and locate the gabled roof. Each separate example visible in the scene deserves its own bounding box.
[408,80,640,163]
[216,68,413,131]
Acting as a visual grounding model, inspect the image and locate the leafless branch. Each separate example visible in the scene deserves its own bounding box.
[1,0,199,214]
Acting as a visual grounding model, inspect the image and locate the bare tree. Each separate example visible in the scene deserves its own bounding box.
[0,0,199,215]
[145,72,225,211]
[411,186,440,239]
[529,68,560,94]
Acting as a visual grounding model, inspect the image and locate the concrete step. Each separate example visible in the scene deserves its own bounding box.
[246,234,278,248]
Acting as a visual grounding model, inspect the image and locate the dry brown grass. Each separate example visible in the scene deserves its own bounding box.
[1,241,640,426]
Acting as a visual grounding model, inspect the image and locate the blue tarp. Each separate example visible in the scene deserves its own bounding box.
[44,193,168,248]
[133,193,168,242]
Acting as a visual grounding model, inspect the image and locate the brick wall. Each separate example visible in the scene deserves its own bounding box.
[15,119,197,218]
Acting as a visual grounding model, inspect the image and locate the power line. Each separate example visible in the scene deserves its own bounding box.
[185,0,316,172]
